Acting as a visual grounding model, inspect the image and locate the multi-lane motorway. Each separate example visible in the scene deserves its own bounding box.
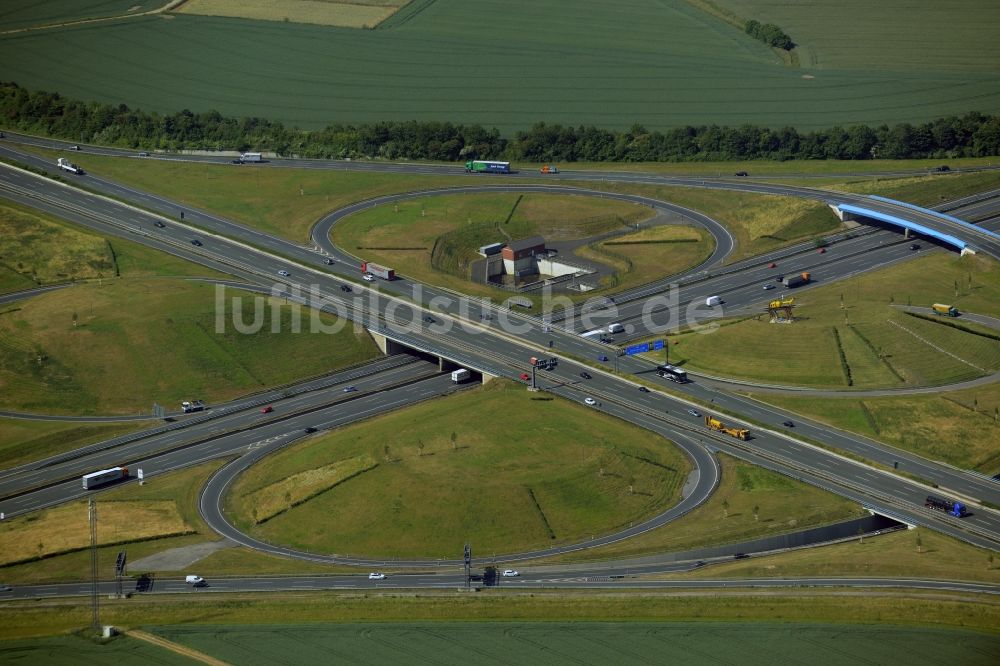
[1,136,998,590]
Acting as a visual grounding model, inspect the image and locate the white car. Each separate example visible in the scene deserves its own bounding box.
[368,572,385,580]
[762,284,775,290]
[502,569,519,577]
[363,273,376,282]
[277,270,291,277]
[584,397,597,406]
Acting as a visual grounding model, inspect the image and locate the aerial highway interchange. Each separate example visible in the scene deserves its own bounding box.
[0,135,998,598]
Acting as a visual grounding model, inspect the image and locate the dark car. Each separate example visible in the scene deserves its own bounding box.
[323,258,335,265]
[304,426,317,434]
[933,165,950,172]
[340,284,352,292]
[909,243,920,251]
[134,574,153,593]
[423,315,435,323]
[734,552,750,560]
[776,275,784,282]
[638,386,650,393]
[190,239,203,246]
[580,371,592,380]
[734,171,748,177]
[783,420,794,427]
[153,220,165,228]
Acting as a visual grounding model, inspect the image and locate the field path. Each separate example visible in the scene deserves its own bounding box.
[0,1,186,35]
[129,629,231,666]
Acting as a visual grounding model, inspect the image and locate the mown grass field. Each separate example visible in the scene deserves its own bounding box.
[591,181,843,261]
[332,191,655,297]
[542,453,863,564]
[0,279,378,414]
[575,223,714,289]
[1,2,998,133]
[0,200,228,296]
[665,252,1000,388]
[226,380,691,558]
[0,419,151,471]
[758,382,1000,475]
[177,0,409,29]
[148,621,999,665]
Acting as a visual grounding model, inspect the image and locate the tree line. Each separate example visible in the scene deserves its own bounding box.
[2,81,998,163]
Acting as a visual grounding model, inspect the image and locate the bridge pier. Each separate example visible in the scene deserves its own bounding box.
[367,330,405,356]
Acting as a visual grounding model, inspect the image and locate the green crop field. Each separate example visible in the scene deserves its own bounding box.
[226,380,691,559]
[0,634,191,665]
[1,1,998,134]
[0,1,164,32]
[143,622,1000,665]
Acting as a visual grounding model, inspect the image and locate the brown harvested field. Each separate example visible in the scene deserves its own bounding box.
[239,453,378,523]
[175,0,409,28]
[0,499,193,565]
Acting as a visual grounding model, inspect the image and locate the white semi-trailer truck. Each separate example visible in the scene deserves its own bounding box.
[57,157,83,174]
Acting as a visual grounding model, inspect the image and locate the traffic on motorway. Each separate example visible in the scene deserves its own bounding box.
[0,136,998,588]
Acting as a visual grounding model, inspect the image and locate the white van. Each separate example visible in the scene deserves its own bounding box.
[185,575,206,586]
[705,295,722,307]
[607,322,625,334]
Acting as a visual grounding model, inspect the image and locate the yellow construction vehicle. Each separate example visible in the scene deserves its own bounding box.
[705,415,750,440]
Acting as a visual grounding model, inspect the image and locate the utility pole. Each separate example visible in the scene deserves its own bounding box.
[89,498,100,633]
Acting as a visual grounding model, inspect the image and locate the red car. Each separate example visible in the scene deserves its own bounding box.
[818,247,827,254]
[519,373,530,381]
[260,405,273,413]
[768,262,777,268]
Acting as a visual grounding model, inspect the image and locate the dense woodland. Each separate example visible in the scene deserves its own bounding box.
[2,82,999,162]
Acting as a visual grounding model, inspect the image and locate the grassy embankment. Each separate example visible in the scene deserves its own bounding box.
[532,453,863,564]
[225,380,691,559]
[0,420,149,471]
[0,200,227,296]
[659,252,1000,389]
[678,523,1000,584]
[0,278,379,415]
